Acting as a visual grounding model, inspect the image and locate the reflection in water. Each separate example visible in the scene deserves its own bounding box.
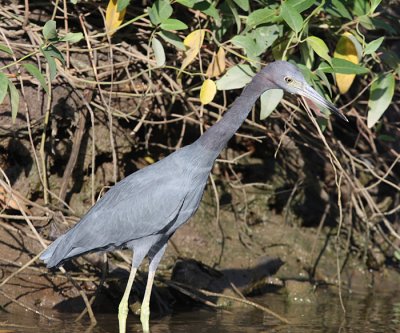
[1,290,399,332]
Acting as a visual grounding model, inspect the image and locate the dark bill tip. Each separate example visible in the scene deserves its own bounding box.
[302,85,349,122]
[325,101,349,122]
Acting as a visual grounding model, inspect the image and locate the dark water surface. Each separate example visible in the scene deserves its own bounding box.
[1,291,399,332]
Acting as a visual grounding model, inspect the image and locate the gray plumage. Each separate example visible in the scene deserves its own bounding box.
[40,61,346,332]
[41,142,216,268]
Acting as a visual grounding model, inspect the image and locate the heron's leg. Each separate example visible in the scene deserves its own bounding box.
[140,243,167,333]
[118,264,137,333]
[140,269,155,333]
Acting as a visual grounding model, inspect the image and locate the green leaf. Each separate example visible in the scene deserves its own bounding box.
[0,44,13,55]
[8,80,19,123]
[227,0,241,33]
[260,89,283,120]
[148,0,173,25]
[316,69,332,96]
[160,18,188,31]
[251,26,282,52]
[367,73,395,128]
[216,64,254,90]
[176,0,196,7]
[23,63,49,93]
[319,58,369,74]
[215,2,235,40]
[40,47,58,80]
[148,6,160,25]
[317,116,328,132]
[364,37,384,55]
[325,0,352,20]
[152,38,165,67]
[280,2,303,33]
[272,38,291,60]
[381,50,400,70]
[231,35,258,57]
[60,32,84,43]
[158,30,185,50]
[358,15,375,30]
[300,42,314,68]
[246,8,276,28]
[45,55,57,80]
[157,0,173,21]
[296,63,314,84]
[353,0,370,16]
[43,20,58,40]
[232,0,249,11]
[117,0,130,12]
[0,72,9,104]
[378,134,395,142]
[193,1,220,24]
[306,36,331,63]
[231,27,280,59]
[370,17,396,34]
[43,45,65,65]
[370,0,381,13]
[286,0,314,13]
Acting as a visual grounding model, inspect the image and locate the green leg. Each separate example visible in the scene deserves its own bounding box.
[118,267,137,333]
[140,270,156,333]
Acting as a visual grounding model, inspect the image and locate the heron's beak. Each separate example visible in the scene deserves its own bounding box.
[298,84,348,122]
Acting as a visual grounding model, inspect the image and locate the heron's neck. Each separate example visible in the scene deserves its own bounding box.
[197,74,272,155]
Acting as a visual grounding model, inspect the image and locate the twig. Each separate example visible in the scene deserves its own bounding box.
[79,13,118,185]
[166,280,290,324]
[160,279,224,310]
[62,269,97,325]
[59,90,91,202]
[0,289,60,321]
[0,251,44,288]
[75,253,108,322]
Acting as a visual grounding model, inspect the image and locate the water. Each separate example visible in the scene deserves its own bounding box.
[1,290,399,332]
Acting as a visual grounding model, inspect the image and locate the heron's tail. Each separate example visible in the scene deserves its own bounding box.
[40,235,67,268]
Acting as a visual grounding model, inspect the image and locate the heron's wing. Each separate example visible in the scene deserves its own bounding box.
[42,145,212,266]
[83,163,191,245]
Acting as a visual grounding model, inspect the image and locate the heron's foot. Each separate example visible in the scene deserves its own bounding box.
[140,304,150,333]
[118,298,129,333]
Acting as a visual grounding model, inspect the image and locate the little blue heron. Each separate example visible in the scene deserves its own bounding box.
[40,61,347,333]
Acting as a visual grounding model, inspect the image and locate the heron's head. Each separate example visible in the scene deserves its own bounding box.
[259,61,348,122]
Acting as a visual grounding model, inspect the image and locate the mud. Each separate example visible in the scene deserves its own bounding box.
[1,193,400,316]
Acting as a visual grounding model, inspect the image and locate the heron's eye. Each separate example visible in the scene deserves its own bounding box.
[284,77,293,84]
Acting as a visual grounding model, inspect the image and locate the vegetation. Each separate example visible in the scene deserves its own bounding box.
[0,0,399,318]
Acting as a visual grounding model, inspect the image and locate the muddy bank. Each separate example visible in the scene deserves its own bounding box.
[1,196,399,317]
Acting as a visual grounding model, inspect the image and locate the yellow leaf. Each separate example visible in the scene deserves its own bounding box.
[334,32,360,94]
[180,29,205,72]
[200,79,216,105]
[105,0,126,35]
[144,156,155,164]
[206,47,226,78]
